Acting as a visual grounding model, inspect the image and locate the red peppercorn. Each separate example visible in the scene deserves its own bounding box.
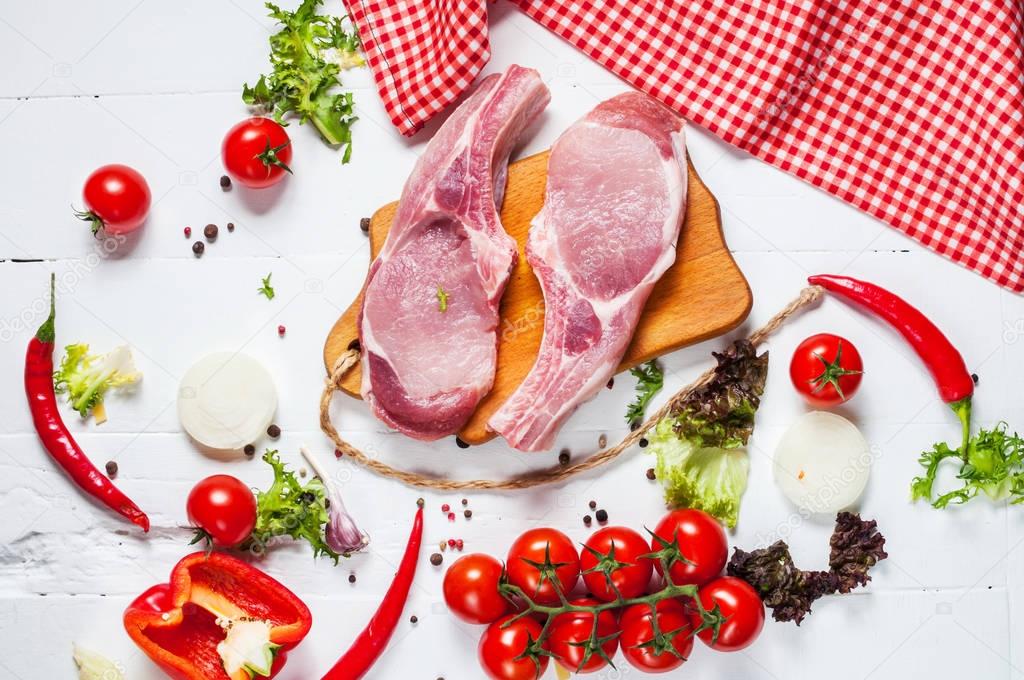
[277,324,286,337]
[447,539,456,547]
[441,503,450,512]
[456,539,464,551]
[184,226,191,238]
[447,512,455,521]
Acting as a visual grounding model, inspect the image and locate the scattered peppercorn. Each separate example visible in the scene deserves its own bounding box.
[416,497,425,508]
[455,437,469,449]
[227,222,235,232]
[359,217,371,233]
[456,539,464,551]
[267,424,281,438]
[204,224,218,241]
[606,377,614,389]
[448,539,456,548]
[348,573,356,583]
[277,324,286,337]
[639,438,649,448]
[595,509,608,523]
[461,498,468,506]
[646,467,656,480]
[583,515,592,526]
[972,373,979,385]
[410,615,418,624]
[429,553,443,566]
[447,512,455,521]
[464,509,472,519]
[336,449,344,458]
[244,444,256,457]
[589,500,597,510]
[598,434,607,448]
[192,241,204,257]
[630,420,641,431]
[441,503,450,512]
[220,175,232,190]
[183,226,191,238]
[105,461,118,478]
[558,449,570,466]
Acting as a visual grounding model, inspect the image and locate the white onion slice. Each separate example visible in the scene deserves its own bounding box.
[773,411,871,514]
[177,352,277,451]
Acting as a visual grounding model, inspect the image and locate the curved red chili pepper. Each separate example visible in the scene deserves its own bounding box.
[24,274,149,530]
[322,505,424,680]
[809,274,974,447]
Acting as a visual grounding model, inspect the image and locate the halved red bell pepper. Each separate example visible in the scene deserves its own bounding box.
[124,551,312,680]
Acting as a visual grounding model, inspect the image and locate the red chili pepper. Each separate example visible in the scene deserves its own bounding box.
[808,274,974,447]
[25,274,149,530]
[322,505,424,680]
[124,551,312,680]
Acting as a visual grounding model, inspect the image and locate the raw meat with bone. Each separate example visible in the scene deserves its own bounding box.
[359,66,550,440]
[489,92,688,452]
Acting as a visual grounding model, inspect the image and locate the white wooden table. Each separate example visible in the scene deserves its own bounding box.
[1,2,1022,678]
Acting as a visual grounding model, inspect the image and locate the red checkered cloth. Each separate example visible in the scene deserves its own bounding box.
[346,0,1024,292]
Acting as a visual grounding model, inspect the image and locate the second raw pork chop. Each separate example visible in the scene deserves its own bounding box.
[489,92,688,451]
[359,66,550,440]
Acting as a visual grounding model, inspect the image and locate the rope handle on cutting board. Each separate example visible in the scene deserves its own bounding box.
[319,286,824,490]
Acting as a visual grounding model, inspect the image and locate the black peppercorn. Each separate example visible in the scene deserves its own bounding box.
[416,497,425,508]
[348,573,356,583]
[244,444,256,457]
[972,373,979,385]
[192,241,204,256]
[204,224,218,241]
[410,615,418,624]
[360,217,371,233]
[219,175,232,190]
[558,450,570,466]
[105,461,118,478]
[595,509,608,523]
[589,500,597,510]
[638,438,649,448]
[464,509,472,519]
[267,424,281,438]
[583,515,592,526]
[645,468,656,480]
[429,553,443,566]
[227,222,235,232]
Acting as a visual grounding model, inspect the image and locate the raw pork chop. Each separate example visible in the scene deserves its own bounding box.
[359,66,550,440]
[489,92,687,452]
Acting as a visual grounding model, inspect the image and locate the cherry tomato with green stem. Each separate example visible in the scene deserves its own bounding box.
[506,528,580,606]
[790,333,863,407]
[186,474,257,547]
[580,526,654,601]
[75,164,151,235]
[650,509,727,587]
[478,615,548,680]
[222,117,293,189]
[690,576,765,652]
[620,600,694,673]
[444,553,509,624]
[545,598,619,674]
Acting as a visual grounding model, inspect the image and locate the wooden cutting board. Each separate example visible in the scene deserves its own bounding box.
[324,150,751,445]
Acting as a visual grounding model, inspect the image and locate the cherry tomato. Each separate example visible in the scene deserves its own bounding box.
[545,598,619,674]
[620,600,694,673]
[790,333,863,407]
[76,164,151,235]
[690,576,765,652]
[186,474,257,547]
[651,509,727,586]
[580,526,653,601]
[478,615,548,680]
[506,528,580,606]
[444,553,509,624]
[222,117,293,189]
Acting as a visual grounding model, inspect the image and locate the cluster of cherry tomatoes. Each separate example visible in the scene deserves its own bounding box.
[442,508,765,678]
